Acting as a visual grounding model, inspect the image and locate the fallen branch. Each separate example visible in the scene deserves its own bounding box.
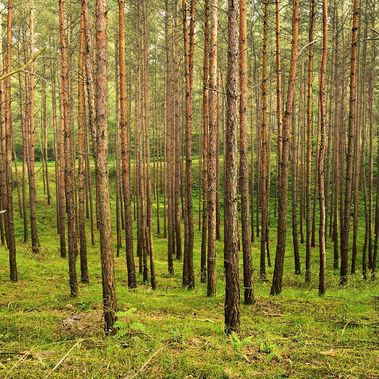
[46,340,82,377]
[4,349,33,379]
[126,346,164,379]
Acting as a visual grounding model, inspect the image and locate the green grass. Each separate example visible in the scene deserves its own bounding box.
[0,164,378,378]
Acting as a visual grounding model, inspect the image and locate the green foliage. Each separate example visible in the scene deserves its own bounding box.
[258,340,281,362]
[229,332,254,351]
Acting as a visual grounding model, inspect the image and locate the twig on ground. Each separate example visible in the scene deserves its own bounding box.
[126,346,165,379]
[46,340,82,378]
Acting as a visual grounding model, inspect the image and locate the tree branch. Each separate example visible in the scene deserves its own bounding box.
[0,48,44,82]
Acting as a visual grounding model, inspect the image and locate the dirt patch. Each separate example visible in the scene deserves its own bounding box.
[254,298,284,316]
[56,309,104,338]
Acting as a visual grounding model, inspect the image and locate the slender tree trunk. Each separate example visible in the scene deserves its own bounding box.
[250,92,255,244]
[224,0,240,334]
[94,0,117,334]
[28,0,40,254]
[141,0,156,289]
[0,17,5,250]
[19,41,28,243]
[173,9,182,263]
[368,4,376,277]
[5,0,17,281]
[318,0,328,295]
[78,2,89,284]
[59,0,78,297]
[164,0,173,274]
[215,88,221,242]
[332,2,340,270]
[312,103,320,249]
[291,91,300,275]
[115,32,122,258]
[260,0,268,281]
[239,0,253,304]
[41,66,50,206]
[119,0,136,289]
[200,0,209,284]
[274,0,282,243]
[340,0,359,285]
[182,0,195,289]
[207,0,217,296]
[305,0,315,284]
[271,0,300,295]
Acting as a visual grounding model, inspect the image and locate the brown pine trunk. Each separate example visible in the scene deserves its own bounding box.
[332,3,340,270]
[41,65,50,206]
[340,0,359,285]
[145,0,156,289]
[311,103,320,249]
[119,0,136,289]
[28,0,40,254]
[250,91,255,243]
[271,0,300,295]
[352,6,366,274]
[318,0,328,295]
[200,0,209,284]
[305,0,315,284]
[224,0,240,334]
[207,0,217,296]
[0,18,5,251]
[19,40,28,243]
[164,0,173,274]
[182,0,195,289]
[368,5,376,277]
[78,3,89,284]
[94,0,117,334]
[260,0,268,281]
[173,0,182,261]
[59,0,78,297]
[215,85,221,242]
[240,0,253,304]
[50,52,60,236]
[291,91,300,275]
[5,0,17,281]
[275,0,282,170]
[163,8,168,241]
[115,32,122,258]
[82,0,98,248]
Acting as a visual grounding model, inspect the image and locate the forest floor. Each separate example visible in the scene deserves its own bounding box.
[0,169,378,378]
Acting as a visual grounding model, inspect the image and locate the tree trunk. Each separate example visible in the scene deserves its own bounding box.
[240,0,253,304]
[119,0,136,289]
[59,0,78,297]
[207,0,217,296]
[260,0,268,281]
[28,0,40,254]
[5,0,17,281]
[94,0,117,334]
[340,0,359,285]
[78,2,89,284]
[368,4,376,277]
[200,0,209,284]
[182,0,195,289]
[291,91,300,275]
[224,0,240,334]
[271,0,300,295]
[318,0,328,295]
[305,0,315,284]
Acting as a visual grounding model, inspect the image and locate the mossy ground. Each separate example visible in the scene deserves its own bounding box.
[0,165,378,378]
